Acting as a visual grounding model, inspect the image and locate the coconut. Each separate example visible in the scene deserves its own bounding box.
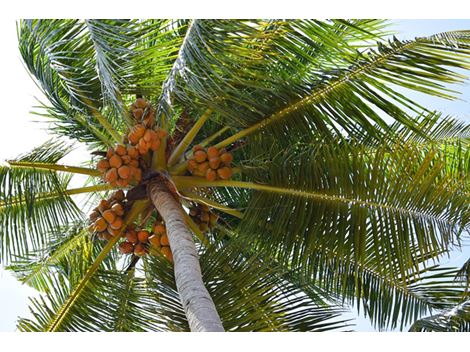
[206,168,217,182]
[134,243,147,257]
[111,203,124,216]
[194,150,207,163]
[192,145,204,153]
[153,224,166,235]
[107,226,121,237]
[160,234,170,246]
[220,152,233,165]
[105,168,118,183]
[97,159,110,172]
[110,154,123,168]
[132,108,144,119]
[208,157,221,170]
[134,98,148,109]
[113,190,125,201]
[217,166,233,180]
[161,246,173,262]
[207,146,219,159]
[94,217,107,232]
[109,217,123,229]
[148,234,161,247]
[118,165,131,179]
[102,209,116,224]
[115,144,127,156]
[127,146,139,159]
[89,210,100,221]
[126,230,138,244]
[119,241,134,254]
[137,230,150,243]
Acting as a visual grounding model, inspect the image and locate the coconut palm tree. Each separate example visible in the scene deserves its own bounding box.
[1,19,469,332]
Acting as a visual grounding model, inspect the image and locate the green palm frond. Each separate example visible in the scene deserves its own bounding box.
[19,237,350,332]
[84,19,136,115]
[6,223,90,292]
[303,255,468,331]
[151,20,389,128]
[216,224,467,331]
[213,31,470,148]
[382,112,470,145]
[19,201,147,332]
[17,269,163,332]
[364,113,469,180]
[456,257,470,288]
[18,19,129,146]
[232,139,469,275]
[144,242,351,332]
[409,300,470,332]
[0,141,83,263]
[361,112,469,188]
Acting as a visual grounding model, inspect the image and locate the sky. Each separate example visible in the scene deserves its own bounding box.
[0,19,469,332]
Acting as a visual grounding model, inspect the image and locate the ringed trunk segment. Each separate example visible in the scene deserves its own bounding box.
[147,179,225,332]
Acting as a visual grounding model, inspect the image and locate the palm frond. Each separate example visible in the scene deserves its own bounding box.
[176,137,468,281]
[84,19,136,115]
[456,257,470,288]
[143,242,351,331]
[409,300,470,332]
[0,141,83,263]
[17,268,165,331]
[213,30,470,148]
[149,20,388,125]
[217,224,468,331]
[6,223,90,292]
[18,19,129,146]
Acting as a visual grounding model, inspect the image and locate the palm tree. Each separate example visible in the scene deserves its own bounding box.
[1,19,469,332]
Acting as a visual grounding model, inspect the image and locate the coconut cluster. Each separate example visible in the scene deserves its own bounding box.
[187,145,233,181]
[189,204,218,232]
[149,221,173,262]
[129,98,155,128]
[118,225,150,257]
[127,124,167,156]
[118,221,173,262]
[88,190,126,240]
[96,144,142,187]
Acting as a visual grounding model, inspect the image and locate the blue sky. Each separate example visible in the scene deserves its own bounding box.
[0,19,469,332]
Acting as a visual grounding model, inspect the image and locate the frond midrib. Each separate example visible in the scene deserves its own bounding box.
[214,40,419,149]
[0,184,112,209]
[45,200,149,331]
[5,161,101,177]
[20,229,88,289]
[174,177,461,229]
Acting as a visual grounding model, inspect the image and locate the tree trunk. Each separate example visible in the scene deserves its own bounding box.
[147,179,224,332]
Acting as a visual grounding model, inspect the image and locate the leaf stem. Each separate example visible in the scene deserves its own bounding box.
[212,41,417,150]
[181,190,243,219]
[173,176,447,222]
[82,97,122,144]
[183,212,209,246]
[46,200,149,331]
[170,125,231,175]
[7,161,101,177]
[168,108,213,166]
[153,112,168,171]
[0,184,113,209]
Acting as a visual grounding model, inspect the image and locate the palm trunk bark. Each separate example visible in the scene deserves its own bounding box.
[147,179,224,332]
